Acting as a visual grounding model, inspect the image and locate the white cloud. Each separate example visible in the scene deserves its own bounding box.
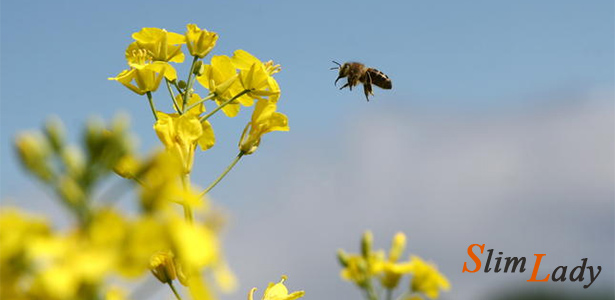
[221,91,614,300]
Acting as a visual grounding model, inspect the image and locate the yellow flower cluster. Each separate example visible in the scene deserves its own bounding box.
[338,231,450,300]
[110,24,287,173]
[4,24,302,300]
[6,117,241,300]
[0,208,231,300]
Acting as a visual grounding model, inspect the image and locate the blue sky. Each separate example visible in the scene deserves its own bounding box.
[1,1,613,299]
[2,0,613,192]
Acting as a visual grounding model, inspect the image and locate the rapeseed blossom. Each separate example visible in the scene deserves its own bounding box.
[248,276,305,300]
[407,256,451,299]
[338,232,450,300]
[185,24,218,58]
[239,99,289,154]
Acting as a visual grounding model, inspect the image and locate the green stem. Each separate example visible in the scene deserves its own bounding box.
[168,282,183,300]
[183,56,199,110]
[200,152,244,197]
[199,89,250,122]
[184,93,215,113]
[165,79,181,114]
[385,289,392,300]
[364,280,378,300]
[182,174,193,223]
[146,92,158,121]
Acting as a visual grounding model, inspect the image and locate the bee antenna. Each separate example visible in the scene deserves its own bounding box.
[330,60,341,70]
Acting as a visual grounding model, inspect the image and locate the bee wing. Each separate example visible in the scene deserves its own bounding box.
[366,68,392,89]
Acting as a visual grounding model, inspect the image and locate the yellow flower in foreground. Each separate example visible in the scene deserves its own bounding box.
[197,55,252,117]
[408,256,450,299]
[154,112,215,172]
[185,24,218,58]
[239,100,288,154]
[248,276,305,300]
[132,27,186,63]
[109,61,177,95]
[110,39,179,95]
[175,93,205,115]
[232,50,281,102]
[150,250,177,283]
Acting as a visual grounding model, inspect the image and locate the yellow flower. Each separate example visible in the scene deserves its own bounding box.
[232,50,281,102]
[185,24,218,58]
[239,100,288,154]
[197,55,252,117]
[212,261,238,292]
[248,276,305,300]
[339,251,385,288]
[105,287,129,300]
[109,62,177,95]
[118,216,170,277]
[408,256,451,299]
[109,43,179,95]
[381,232,413,289]
[132,27,185,63]
[113,154,142,179]
[153,112,215,172]
[169,218,218,269]
[150,250,177,283]
[175,93,205,115]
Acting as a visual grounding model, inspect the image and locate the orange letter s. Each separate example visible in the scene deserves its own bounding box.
[463,244,485,273]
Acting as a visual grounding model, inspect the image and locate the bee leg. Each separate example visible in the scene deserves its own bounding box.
[363,83,373,101]
[363,72,373,101]
[334,76,343,86]
[339,83,350,90]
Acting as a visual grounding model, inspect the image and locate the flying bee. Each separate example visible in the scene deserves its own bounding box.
[331,61,392,101]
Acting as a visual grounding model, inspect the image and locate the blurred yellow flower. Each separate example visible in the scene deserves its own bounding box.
[239,100,288,154]
[170,218,218,269]
[132,27,186,63]
[15,131,54,181]
[114,154,142,179]
[105,287,129,300]
[381,232,413,289]
[248,276,305,300]
[408,256,451,299]
[185,24,218,58]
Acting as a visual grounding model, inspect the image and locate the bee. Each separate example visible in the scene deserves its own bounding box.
[331,61,392,101]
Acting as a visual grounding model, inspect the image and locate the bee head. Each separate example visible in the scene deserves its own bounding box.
[331,61,349,85]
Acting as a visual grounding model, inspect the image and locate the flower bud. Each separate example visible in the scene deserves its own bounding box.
[15,131,54,182]
[58,176,84,205]
[388,232,406,262]
[44,116,65,152]
[150,251,177,283]
[337,249,350,267]
[192,61,203,75]
[361,230,373,258]
[61,146,85,177]
[178,80,187,90]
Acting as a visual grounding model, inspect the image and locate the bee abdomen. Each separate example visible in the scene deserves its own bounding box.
[367,68,392,89]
